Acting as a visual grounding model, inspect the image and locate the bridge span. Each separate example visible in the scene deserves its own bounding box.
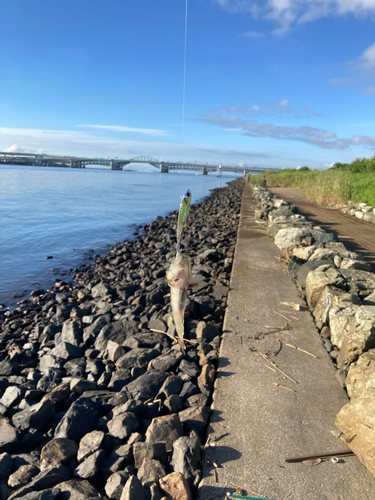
[0,152,280,176]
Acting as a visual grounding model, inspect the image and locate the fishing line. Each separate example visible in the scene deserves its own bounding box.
[182,0,188,144]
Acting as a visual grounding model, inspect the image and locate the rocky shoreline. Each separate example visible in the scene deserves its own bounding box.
[252,184,375,479]
[0,178,244,500]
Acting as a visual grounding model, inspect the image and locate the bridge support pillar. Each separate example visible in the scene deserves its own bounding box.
[202,167,208,175]
[110,161,122,170]
[217,165,222,177]
[160,164,169,173]
[243,170,247,177]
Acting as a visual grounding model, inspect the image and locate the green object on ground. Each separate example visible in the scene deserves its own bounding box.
[231,494,274,500]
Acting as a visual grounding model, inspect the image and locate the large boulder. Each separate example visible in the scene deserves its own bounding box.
[305,265,347,308]
[337,306,375,368]
[329,303,359,348]
[336,390,375,477]
[295,260,334,290]
[346,350,375,400]
[341,269,375,298]
[274,227,308,252]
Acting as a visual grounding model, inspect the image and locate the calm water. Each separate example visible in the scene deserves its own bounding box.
[0,165,240,307]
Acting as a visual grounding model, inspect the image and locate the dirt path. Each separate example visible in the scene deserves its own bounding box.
[269,186,375,270]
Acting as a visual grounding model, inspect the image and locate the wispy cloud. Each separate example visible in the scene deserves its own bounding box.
[328,77,352,88]
[77,124,168,136]
[214,0,375,34]
[198,112,375,150]
[359,41,375,69]
[213,100,322,119]
[243,30,266,37]
[363,85,375,95]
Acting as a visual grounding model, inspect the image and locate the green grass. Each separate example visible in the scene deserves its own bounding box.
[248,168,375,206]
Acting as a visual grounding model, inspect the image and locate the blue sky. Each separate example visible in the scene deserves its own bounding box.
[1,0,375,169]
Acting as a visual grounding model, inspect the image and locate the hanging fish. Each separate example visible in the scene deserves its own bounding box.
[167,189,199,351]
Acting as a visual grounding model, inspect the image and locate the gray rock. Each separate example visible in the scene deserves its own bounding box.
[171,433,202,487]
[0,386,24,408]
[195,321,219,343]
[37,368,65,392]
[145,414,184,452]
[102,444,133,480]
[179,382,199,400]
[151,350,183,372]
[178,405,210,437]
[40,438,78,471]
[107,412,139,439]
[8,464,39,489]
[105,471,129,500]
[12,398,55,431]
[64,358,86,378]
[91,283,115,298]
[12,489,57,500]
[39,355,64,372]
[305,265,347,307]
[133,442,168,469]
[74,449,106,478]
[83,314,111,344]
[95,320,139,352]
[77,430,105,462]
[54,397,101,442]
[346,350,375,400]
[157,375,184,397]
[61,320,82,346]
[125,371,169,401]
[338,306,375,367]
[50,342,83,360]
[296,260,334,290]
[105,340,126,362]
[0,416,19,452]
[341,268,375,298]
[120,476,147,500]
[70,378,98,395]
[137,457,165,487]
[53,478,99,500]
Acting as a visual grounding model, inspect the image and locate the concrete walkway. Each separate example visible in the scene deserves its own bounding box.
[198,183,375,500]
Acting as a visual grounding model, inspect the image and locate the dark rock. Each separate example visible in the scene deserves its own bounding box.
[74,449,106,478]
[178,405,210,437]
[64,358,86,378]
[54,397,101,442]
[53,478,99,500]
[12,398,55,431]
[148,318,167,332]
[0,360,19,376]
[145,414,184,452]
[296,260,334,290]
[179,360,200,378]
[107,370,132,392]
[94,320,139,351]
[0,452,12,479]
[7,465,70,500]
[125,371,169,401]
[288,255,305,280]
[83,315,111,344]
[137,457,165,487]
[133,442,168,469]
[164,394,183,413]
[157,375,184,397]
[37,368,65,393]
[192,296,216,317]
[151,349,183,372]
[116,348,160,370]
[102,444,133,480]
[40,438,78,471]
[11,489,57,500]
[179,382,199,400]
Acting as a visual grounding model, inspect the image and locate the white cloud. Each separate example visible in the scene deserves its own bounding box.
[323,161,336,168]
[363,85,375,94]
[359,41,375,68]
[198,112,375,149]
[214,0,375,33]
[4,144,36,153]
[77,124,169,136]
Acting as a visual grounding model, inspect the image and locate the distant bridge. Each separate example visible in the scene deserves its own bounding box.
[0,152,281,176]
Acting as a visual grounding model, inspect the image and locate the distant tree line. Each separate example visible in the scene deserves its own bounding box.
[331,156,375,173]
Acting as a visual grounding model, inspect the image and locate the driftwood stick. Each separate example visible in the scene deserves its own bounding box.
[260,353,297,384]
[284,450,355,463]
[286,343,318,359]
[274,383,296,393]
[273,310,291,322]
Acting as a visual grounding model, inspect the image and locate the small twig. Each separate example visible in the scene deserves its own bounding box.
[284,450,354,463]
[244,319,257,324]
[290,315,299,321]
[286,343,318,359]
[260,353,297,384]
[214,469,218,482]
[265,364,276,372]
[274,383,296,393]
[273,339,282,356]
[273,310,291,322]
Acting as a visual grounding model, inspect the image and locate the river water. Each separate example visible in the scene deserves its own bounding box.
[0,165,240,307]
